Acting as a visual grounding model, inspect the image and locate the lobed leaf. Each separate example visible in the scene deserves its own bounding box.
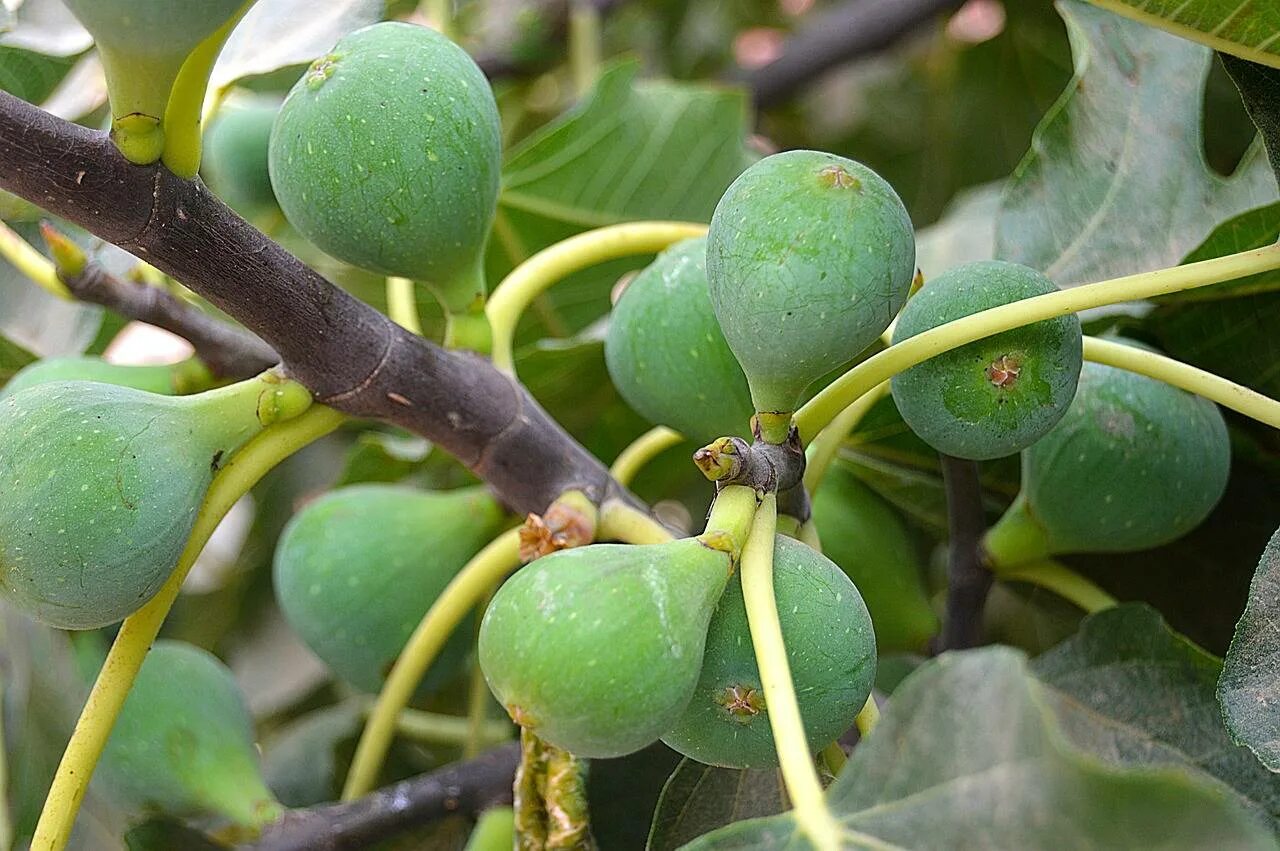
[1220,527,1280,773]
[1084,0,1280,69]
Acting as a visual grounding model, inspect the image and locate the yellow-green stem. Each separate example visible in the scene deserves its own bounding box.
[793,245,1280,441]
[485,222,707,372]
[1084,336,1280,428]
[377,705,509,748]
[30,405,344,851]
[343,527,524,799]
[996,558,1118,614]
[609,425,683,487]
[699,484,760,562]
[568,0,603,96]
[423,0,454,40]
[0,221,68,298]
[802,381,890,494]
[161,0,258,178]
[597,500,675,545]
[853,694,880,738]
[740,493,840,851]
[386,276,424,336]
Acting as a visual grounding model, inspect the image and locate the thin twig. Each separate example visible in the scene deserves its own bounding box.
[242,744,519,851]
[938,453,991,651]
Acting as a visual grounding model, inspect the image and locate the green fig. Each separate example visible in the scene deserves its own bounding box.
[464,807,515,851]
[661,535,876,768]
[273,484,506,694]
[985,352,1231,566]
[97,640,282,829]
[478,538,734,758]
[61,0,247,164]
[1,356,211,399]
[0,375,304,629]
[269,22,501,311]
[203,94,282,219]
[810,465,937,652]
[604,237,754,441]
[890,260,1082,460]
[706,150,915,437]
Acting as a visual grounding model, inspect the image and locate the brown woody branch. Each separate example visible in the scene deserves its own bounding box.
[0,90,637,516]
[937,453,991,651]
[55,257,279,378]
[242,744,519,851]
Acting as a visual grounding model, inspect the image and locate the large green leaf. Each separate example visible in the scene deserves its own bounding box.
[0,0,91,57]
[1085,0,1280,69]
[1155,203,1280,302]
[1220,526,1280,773]
[1221,54,1280,185]
[996,1,1277,287]
[1033,604,1280,825]
[648,761,786,850]
[683,649,1275,849]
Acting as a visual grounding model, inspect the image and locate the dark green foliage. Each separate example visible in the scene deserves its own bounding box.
[661,536,876,768]
[478,539,732,758]
[707,150,915,415]
[97,641,280,828]
[273,484,505,694]
[891,260,1083,460]
[604,237,753,441]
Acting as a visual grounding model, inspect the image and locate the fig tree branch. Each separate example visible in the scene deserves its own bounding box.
[741,0,966,109]
[242,743,519,851]
[56,255,279,378]
[0,90,635,516]
[938,454,991,651]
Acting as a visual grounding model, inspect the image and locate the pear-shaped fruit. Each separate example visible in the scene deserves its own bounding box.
[269,22,501,309]
[1,356,209,399]
[0,378,282,629]
[985,352,1231,566]
[661,535,875,768]
[891,260,1082,460]
[274,484,505,694]
[62,0,246,164]
[810,465,937,652]
[706,150,915,427]
[204,94,282,219]
[605,237,753,441]
[97,640,282,829]
[478,538,733,758]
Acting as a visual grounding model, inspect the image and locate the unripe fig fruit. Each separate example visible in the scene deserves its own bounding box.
[478,538,733,758]
[204,95,282,219]
[661,535,875,768]
[707,150,915,428]
[62,0,246,164]
[810,465,937,652]
[890,260,1083,460]
[1,356,210,399]
[97,640,282,829]
[604,237,753,441]
[274,484,505,694]
[985,352,1231,565]
[0,377,287,629]
[269,22,501,308]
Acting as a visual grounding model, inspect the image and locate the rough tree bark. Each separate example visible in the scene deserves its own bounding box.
[0,90,637,516]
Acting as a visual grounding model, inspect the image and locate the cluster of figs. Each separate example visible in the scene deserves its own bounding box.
[0,11,1234,833]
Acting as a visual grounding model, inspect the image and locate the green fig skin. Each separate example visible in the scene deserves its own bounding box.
[0,356,210,400]
[604,237,754,441]
[890,260,1082,461]
[985,355,1231,564]
[97,641,282,828]
[269,22,501,303]
[0,381,265,629]
[478,539,733,758]
[274,484,505,694]
[706,150,916,416]
[660,536,876,769]
[204,95,282,218]
[810,466,938,652]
